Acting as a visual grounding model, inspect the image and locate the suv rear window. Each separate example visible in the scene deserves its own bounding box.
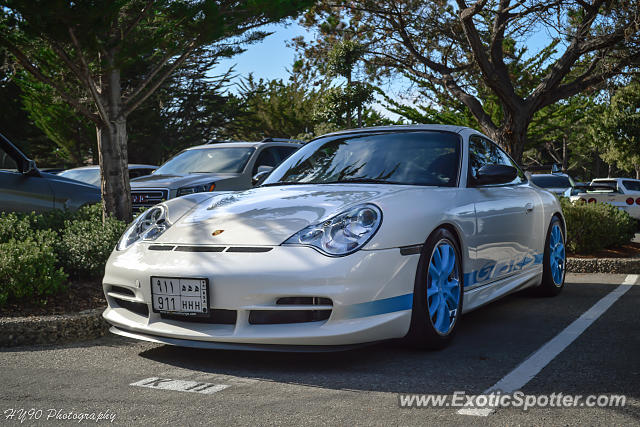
[623,180,640,191]
[530,175,570,188]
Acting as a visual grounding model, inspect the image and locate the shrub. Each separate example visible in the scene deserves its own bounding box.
[560,197,637,254]
[0,204,127,305]
[57,212,128,280]
[0,229,67,306]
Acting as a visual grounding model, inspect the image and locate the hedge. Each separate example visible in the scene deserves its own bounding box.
[0,205,127,307]
[560,197,637,254]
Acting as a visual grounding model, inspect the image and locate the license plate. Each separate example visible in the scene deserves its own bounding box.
[151,277,209,316]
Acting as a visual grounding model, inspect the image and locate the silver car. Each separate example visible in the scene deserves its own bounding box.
[0,133,101,213]
[129,140,301,210]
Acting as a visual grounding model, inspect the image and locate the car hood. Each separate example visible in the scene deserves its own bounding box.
[40,171,101,191]
[130,173,239,190]
[156,184,413,246]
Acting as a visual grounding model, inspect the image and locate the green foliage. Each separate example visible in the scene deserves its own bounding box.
[560,198,637,254]
[0,205,127,305]
[0,229,67,306]
[315,83,374,128]
[326,40,366,79]
[592,80,640,179]
[58,215,127,280]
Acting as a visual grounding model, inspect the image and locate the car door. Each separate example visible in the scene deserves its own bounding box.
[0,135,54,212]
[465,135,543,287]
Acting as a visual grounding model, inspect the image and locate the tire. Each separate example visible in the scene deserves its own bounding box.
[534,216,566,297]
[406,228,463,349]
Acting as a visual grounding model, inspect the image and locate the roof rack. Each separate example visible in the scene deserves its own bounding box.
[260,137,305,144]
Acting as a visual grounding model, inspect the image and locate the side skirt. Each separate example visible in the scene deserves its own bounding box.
[462,267,543,314]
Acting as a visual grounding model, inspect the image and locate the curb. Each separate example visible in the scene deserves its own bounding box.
[567,257,640,274]
[0,308,108,348]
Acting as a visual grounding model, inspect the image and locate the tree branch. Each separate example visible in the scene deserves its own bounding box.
[0,40,101,126]
[68,27,110,125]
[124,42,196,116]
[120,0,155,42]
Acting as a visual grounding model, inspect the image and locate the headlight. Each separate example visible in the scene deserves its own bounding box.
[116,205,171,251]
[176,183,215,197]
[283,204,382,256]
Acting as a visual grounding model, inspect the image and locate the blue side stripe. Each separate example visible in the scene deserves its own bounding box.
[343,293,413,319]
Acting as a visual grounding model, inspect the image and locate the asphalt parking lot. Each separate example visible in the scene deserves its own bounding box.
[1,273,638,426]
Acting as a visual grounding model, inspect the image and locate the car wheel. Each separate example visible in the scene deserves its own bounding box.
[406,228,463,349]
[535,216,566,297]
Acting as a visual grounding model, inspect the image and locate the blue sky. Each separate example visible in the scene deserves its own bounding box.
[216,20,308,85]
[214,18,556,120]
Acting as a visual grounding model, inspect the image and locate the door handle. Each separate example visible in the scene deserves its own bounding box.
[525,203,534,213]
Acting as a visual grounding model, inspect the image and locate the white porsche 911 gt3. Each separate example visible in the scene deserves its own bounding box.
[103,125,566,350]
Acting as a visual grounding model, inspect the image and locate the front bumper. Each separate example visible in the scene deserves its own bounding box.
[102,244,419,347]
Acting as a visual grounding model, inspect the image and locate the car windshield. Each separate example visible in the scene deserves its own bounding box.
[153,147,254,175]
[530,175,571,188]
[59,169,100,186]
[263,131,461,187]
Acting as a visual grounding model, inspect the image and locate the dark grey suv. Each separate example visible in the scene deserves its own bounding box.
[0,133,101,213]
[130,140,301,210]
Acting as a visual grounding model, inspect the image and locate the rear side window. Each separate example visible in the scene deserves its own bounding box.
[622,180,640,191]
[468,136,525,186]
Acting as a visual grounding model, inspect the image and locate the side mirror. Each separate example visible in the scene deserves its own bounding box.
[473,164,517,186]
[22,159,40,177]
[252,165,274,186]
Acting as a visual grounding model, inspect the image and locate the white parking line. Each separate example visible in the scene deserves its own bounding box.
[459,274,639,417]
[130,377,230,395]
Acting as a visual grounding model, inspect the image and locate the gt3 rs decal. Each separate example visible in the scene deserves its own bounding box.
[464,253,543,288]
[343,293,413,319]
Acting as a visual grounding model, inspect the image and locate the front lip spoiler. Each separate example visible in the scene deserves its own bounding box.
[108,326,373,353]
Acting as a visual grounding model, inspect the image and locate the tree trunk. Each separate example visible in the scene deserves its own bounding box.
[562,136,568,172]
[486,124,528,164]
[635,164,639,180]
[96,119,131,222]
[97,59,132,223]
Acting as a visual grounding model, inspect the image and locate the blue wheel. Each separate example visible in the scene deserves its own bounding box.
[407,228,463,349]
[427,240,461,335]
[549,224,565,286]
[538,217,566,296]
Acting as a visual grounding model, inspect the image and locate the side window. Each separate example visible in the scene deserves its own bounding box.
[468,135,524,186]
[252,147,279,175]
[0,146,19,171]
[275,146,298,163]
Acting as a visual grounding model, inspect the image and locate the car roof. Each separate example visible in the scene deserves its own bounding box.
[186,141,302,151]
[592,177,639,182]
[320,124,471,138]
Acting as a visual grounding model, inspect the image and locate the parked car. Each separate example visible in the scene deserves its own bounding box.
[0,133,101,213]
[529,172,576,195]
[58,164,158,187]
[129,139,301,210]
[569,177,640,220]
[103,125,566,351]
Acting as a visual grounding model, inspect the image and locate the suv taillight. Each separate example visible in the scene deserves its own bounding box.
[588,198,596,203]
[626,198,634,205]
[636,198,640,205]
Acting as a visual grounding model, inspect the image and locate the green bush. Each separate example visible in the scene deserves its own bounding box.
[0,205,127,305]
[58,214,127,279]
[560,197,637,254]
[0,229,67,306]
